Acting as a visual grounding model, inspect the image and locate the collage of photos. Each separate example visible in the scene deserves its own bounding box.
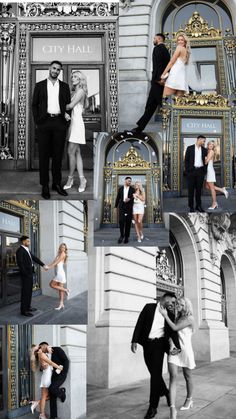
[0,1,236,419]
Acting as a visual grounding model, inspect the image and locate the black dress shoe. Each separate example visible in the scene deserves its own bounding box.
[118,236,124,244]
[42,185,50,199]
[124,238,129,244]
[21,312,34,317]
[144,405,157,419]
[52,184,68,196]
[189,207,195,213]
[195,206,204,213]
[28,307,37,312]
[59,387,66,403]
[131,126,142,133]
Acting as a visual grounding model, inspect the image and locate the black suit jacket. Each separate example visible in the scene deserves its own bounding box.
[32,79,71,124]
[131,302,175,347]
[185,144,208,175]
[115,186,135,212]
[152,43,170,82]
[51,347,69,376]
[16,245,44,278]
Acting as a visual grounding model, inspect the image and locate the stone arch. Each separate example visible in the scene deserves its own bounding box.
[170,213,202,326]
[221,252,236,352]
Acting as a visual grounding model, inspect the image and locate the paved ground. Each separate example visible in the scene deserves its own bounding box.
[87,355,236,419]
[0,170,93,200]
[94,227,169,247]
[19,413,86,419]
[163,192,236,213]
[0,291,87,325]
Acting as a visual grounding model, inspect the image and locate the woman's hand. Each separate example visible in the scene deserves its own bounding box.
[159,305,168,317]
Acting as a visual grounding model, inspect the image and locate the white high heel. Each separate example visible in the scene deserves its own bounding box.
[54,304,64,311]
[208,203,218,210]
[78,176,87,193]
[223,187,229,199]
[29,400,39,413]
[66,289,70,297]
[180,398,193,410]
[140,233,144,240]
[63,176,74,190]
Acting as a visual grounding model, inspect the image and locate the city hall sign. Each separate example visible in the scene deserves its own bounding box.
[32,37,103,62]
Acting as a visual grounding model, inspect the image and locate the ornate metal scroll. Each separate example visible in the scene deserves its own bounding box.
[224,30,236,95]
[174,93,229,108]
[8,325,18,410]
[174,11,221,39]
[162,99,172,190]
[114,146,151,169]
[156,249,183,295]
[0,22,15,159]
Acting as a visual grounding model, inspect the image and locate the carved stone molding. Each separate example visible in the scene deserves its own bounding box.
[18,2,118,17]
[174,11,221,39]
[120,0,135,9]
[174,93,229,108]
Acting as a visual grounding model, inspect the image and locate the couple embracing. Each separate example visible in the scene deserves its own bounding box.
[30,341,69,419]
[32,60,87,199]
[132,292,195,419]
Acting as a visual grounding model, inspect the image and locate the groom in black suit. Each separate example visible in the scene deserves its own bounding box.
[39,342,69,419]
[185,135,208,212]
[131,292,180,419]
[114,176,135,244]
[32,60,71,199]
[16,235,47,317]
[132,33,170,132]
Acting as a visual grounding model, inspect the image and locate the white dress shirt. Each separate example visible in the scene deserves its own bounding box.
[194,145,203,168]
[148,303,165,339]
[47,79,60,114]
[123,186,129,202]
[21,245,33,263]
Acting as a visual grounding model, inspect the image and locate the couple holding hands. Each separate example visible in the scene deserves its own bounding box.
[16,236,69,316]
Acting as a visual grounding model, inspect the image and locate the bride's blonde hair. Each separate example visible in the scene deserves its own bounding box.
[135,181,144,195]
[71,70,89,109]
[58,243,68,263]
[176,32,191,64]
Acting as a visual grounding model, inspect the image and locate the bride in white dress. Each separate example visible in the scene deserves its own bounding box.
[205,141,229,210]
[30,344,63,419]
[63,70,88,193]
[132,182,146,243]
[161,32,190,97]
[48,243,70,310]
[159,297,195,419]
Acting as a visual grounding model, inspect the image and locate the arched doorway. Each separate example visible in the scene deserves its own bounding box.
[221,253,236,352]
[101,132,162,227]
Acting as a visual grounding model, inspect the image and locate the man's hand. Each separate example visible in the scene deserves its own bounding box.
[64,112,71,122]
[124,198,130,203]
[131,342,137,353]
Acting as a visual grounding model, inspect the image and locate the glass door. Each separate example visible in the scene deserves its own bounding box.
[0,234,21,307]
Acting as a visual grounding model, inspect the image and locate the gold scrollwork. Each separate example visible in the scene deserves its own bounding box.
[174,93,229,108]
[174,11,221,39]
[113,146,151,169]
